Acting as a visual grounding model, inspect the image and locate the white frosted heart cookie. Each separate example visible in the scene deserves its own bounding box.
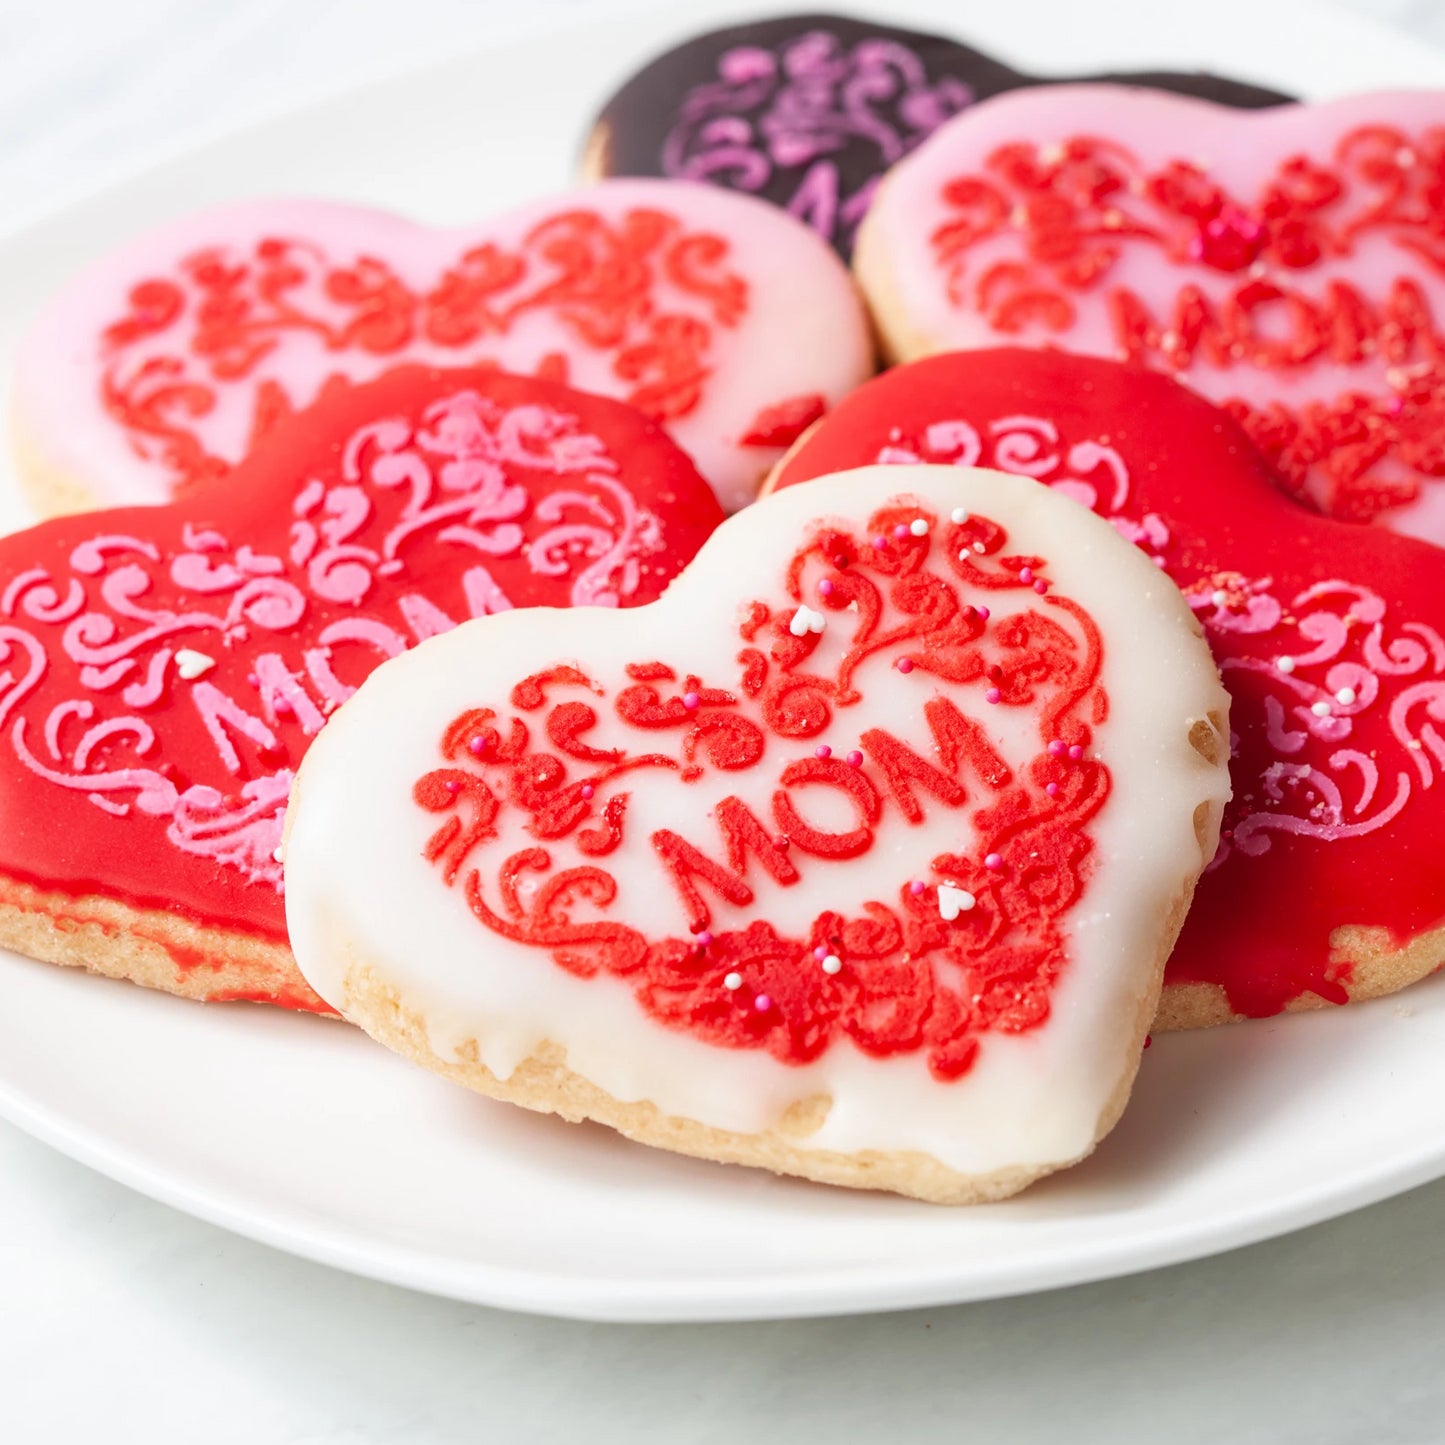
[284,466,1230,1202]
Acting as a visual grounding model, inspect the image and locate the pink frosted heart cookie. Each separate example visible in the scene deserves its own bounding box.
[14,180,873,517]
[855,87,1445,542]
[284,466,1229,1201]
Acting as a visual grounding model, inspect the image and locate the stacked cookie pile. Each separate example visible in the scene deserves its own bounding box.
[5,12,1442,1205]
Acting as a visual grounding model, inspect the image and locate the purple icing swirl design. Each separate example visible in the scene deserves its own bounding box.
[661,30,972,246]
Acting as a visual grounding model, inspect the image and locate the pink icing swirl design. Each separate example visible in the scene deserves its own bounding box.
[664,31,971,246]
[1189,576,1445,862]
[0,389,662,891]
[873,413,1171,556]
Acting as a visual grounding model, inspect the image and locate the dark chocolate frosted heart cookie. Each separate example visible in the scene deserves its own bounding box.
[581,13,1290,259]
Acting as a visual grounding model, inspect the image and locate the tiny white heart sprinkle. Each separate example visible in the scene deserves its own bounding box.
[951,507,970,524]
[789,604,826,637]
[937,884,976,922]
[909,518,929,536]
[175,648,215,680]
[723,972,743,991]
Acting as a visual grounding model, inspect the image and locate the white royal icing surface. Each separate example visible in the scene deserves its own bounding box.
[285,467,1230,1177]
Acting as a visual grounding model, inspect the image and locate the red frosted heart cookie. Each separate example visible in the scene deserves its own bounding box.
[855,87,1445,543]
[13,180,873,517]
[0,366,723,1009]
[284,466,1228,1201]
[772,348,1445,1026]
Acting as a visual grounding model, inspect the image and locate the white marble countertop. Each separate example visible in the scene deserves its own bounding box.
[4,1,1445,1440]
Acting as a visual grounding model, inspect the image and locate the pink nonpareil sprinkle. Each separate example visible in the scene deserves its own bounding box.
[683,691,700,710]
[846,750,863,767]
[817,578,835,597]
[985,687,1002,704]
[754,994,773,1013]
[984,853,1004,871]
[695,930,714,947]
[896,658,914,674]
[581,784,595,800]
[815,744,832,759]
[909,880,926,896]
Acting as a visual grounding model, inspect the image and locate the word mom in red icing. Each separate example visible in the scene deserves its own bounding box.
[931,125,1445,521]
[414,503,1112,1080]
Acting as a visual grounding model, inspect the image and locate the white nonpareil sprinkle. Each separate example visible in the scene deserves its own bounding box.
[973,542,986,554]
[822,954,843,975]
[175,648,216,680]
[1311,700,1331,717]
[1211,589,1229,608]
[951,507,970,524]
[271,844,285,864]
[1277,657,1296,674]
[723,972,743,991]
[790,604,826,637]
[909,518,929,536]
[1336,687,1357,706]
[937,884,977,921]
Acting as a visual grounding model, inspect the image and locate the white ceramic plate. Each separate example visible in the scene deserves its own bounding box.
[1,0,1444,1324]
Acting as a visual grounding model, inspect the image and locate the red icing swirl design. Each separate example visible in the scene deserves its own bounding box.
[921,113,1445,524]
[0,367,722,955]
[100,207,749,492]
[773,348,1445,1017]
[413,501,1111,1079]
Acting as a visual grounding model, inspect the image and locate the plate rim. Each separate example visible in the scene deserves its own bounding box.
[2,0,1445,1324]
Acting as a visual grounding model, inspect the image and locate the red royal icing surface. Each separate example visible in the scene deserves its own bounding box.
[100,208,748,492]
[0,365,722,978]
[413,500,1111,1079]
[774,348,1445,1016]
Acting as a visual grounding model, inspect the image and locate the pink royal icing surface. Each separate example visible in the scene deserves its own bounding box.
[15,182,873,515]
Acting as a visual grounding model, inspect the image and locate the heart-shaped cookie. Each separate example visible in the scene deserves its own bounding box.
[772,348,1445,1026]
[0,365,723,1009]
[855,87,1445,542]
[583,13,1289,260]
[284,466,1228,1201]
[13,179,872,517]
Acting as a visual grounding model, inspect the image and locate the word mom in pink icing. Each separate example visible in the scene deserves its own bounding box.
[0,391,662,889]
